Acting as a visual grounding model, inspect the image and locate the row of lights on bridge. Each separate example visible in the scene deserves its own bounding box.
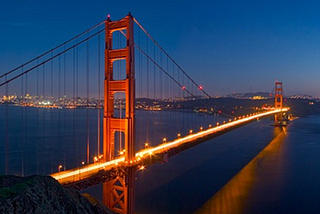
[143,112,260,149]
[57,112,262,172]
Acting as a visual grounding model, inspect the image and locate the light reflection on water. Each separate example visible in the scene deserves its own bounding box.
[84,115,320,214]
[194,127,286,214]
[3,105,319,213]
[134,119,277,214]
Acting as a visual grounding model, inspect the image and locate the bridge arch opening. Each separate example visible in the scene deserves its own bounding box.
[112,30,127,50]
[112,59,127,80]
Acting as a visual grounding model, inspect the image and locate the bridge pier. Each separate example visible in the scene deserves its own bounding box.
[103,167,135,214]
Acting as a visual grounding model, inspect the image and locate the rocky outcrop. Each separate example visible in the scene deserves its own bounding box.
[0,175,114,214]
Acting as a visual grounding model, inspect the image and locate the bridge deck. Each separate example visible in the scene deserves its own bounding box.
[51,109,288,188]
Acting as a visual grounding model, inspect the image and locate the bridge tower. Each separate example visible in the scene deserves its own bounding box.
[103,13,135,214]
[274,81,283,123]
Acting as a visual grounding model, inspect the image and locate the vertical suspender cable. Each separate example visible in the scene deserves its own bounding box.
[63,47,67,170]
[153,42,156,144]
[25,64,28,175]
[58,56,61,170]
[138,25,141,98]
[43,64,46,174]
[97,32,101,157]
[51,51,53,102]
[146,34,149,143]
[50,53,53,173]
[86,39,90,164]
[21,67,24,176]
[5,74,8,175]
[75,45,79,165]
[72,47,76,167]
[160,52,163,100]
[168,58,170,136]
[137,26,141,145]
[36,59,39,174]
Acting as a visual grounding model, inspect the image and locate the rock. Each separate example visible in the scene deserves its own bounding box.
[0,175,114,214]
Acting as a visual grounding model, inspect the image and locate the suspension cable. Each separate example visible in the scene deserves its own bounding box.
[133,18,211,98]
[0,27,105,88]
[134,43,195,97]
[0,21,105,79]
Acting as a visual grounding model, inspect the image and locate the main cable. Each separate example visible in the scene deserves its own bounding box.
[133,18,211,98]
[0,21,105,79]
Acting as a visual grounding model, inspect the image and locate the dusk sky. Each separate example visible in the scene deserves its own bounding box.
[1,1,320,96]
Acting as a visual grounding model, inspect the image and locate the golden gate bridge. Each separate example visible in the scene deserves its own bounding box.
[0,13,288,214]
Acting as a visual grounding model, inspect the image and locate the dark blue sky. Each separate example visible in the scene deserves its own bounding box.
[1,0,320,96]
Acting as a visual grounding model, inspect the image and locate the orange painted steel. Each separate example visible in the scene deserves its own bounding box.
[274,81,283,122]
[103,14,135,214]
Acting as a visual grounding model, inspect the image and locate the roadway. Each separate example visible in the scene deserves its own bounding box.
[51,108,288,186]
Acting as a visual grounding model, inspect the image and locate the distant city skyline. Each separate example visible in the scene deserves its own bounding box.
[1,1,320,96]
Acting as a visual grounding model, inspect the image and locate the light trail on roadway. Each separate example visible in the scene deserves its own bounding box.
[51,108,288,185]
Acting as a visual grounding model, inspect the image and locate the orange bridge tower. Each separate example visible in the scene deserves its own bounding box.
[103,13,135,214]
[274,81,283,124]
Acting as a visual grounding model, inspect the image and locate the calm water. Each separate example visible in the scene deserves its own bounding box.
[133,115,320,214]
[0,105,220,175]
[1,105,320,213]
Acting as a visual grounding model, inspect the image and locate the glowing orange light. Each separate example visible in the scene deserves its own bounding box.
[51,109,288,183]
[139,166,145,170]
[93,156,98,162]
[189,130,193,134]
[177,133,181,137]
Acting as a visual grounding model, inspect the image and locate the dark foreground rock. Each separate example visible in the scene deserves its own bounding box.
[0,175,114,214]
